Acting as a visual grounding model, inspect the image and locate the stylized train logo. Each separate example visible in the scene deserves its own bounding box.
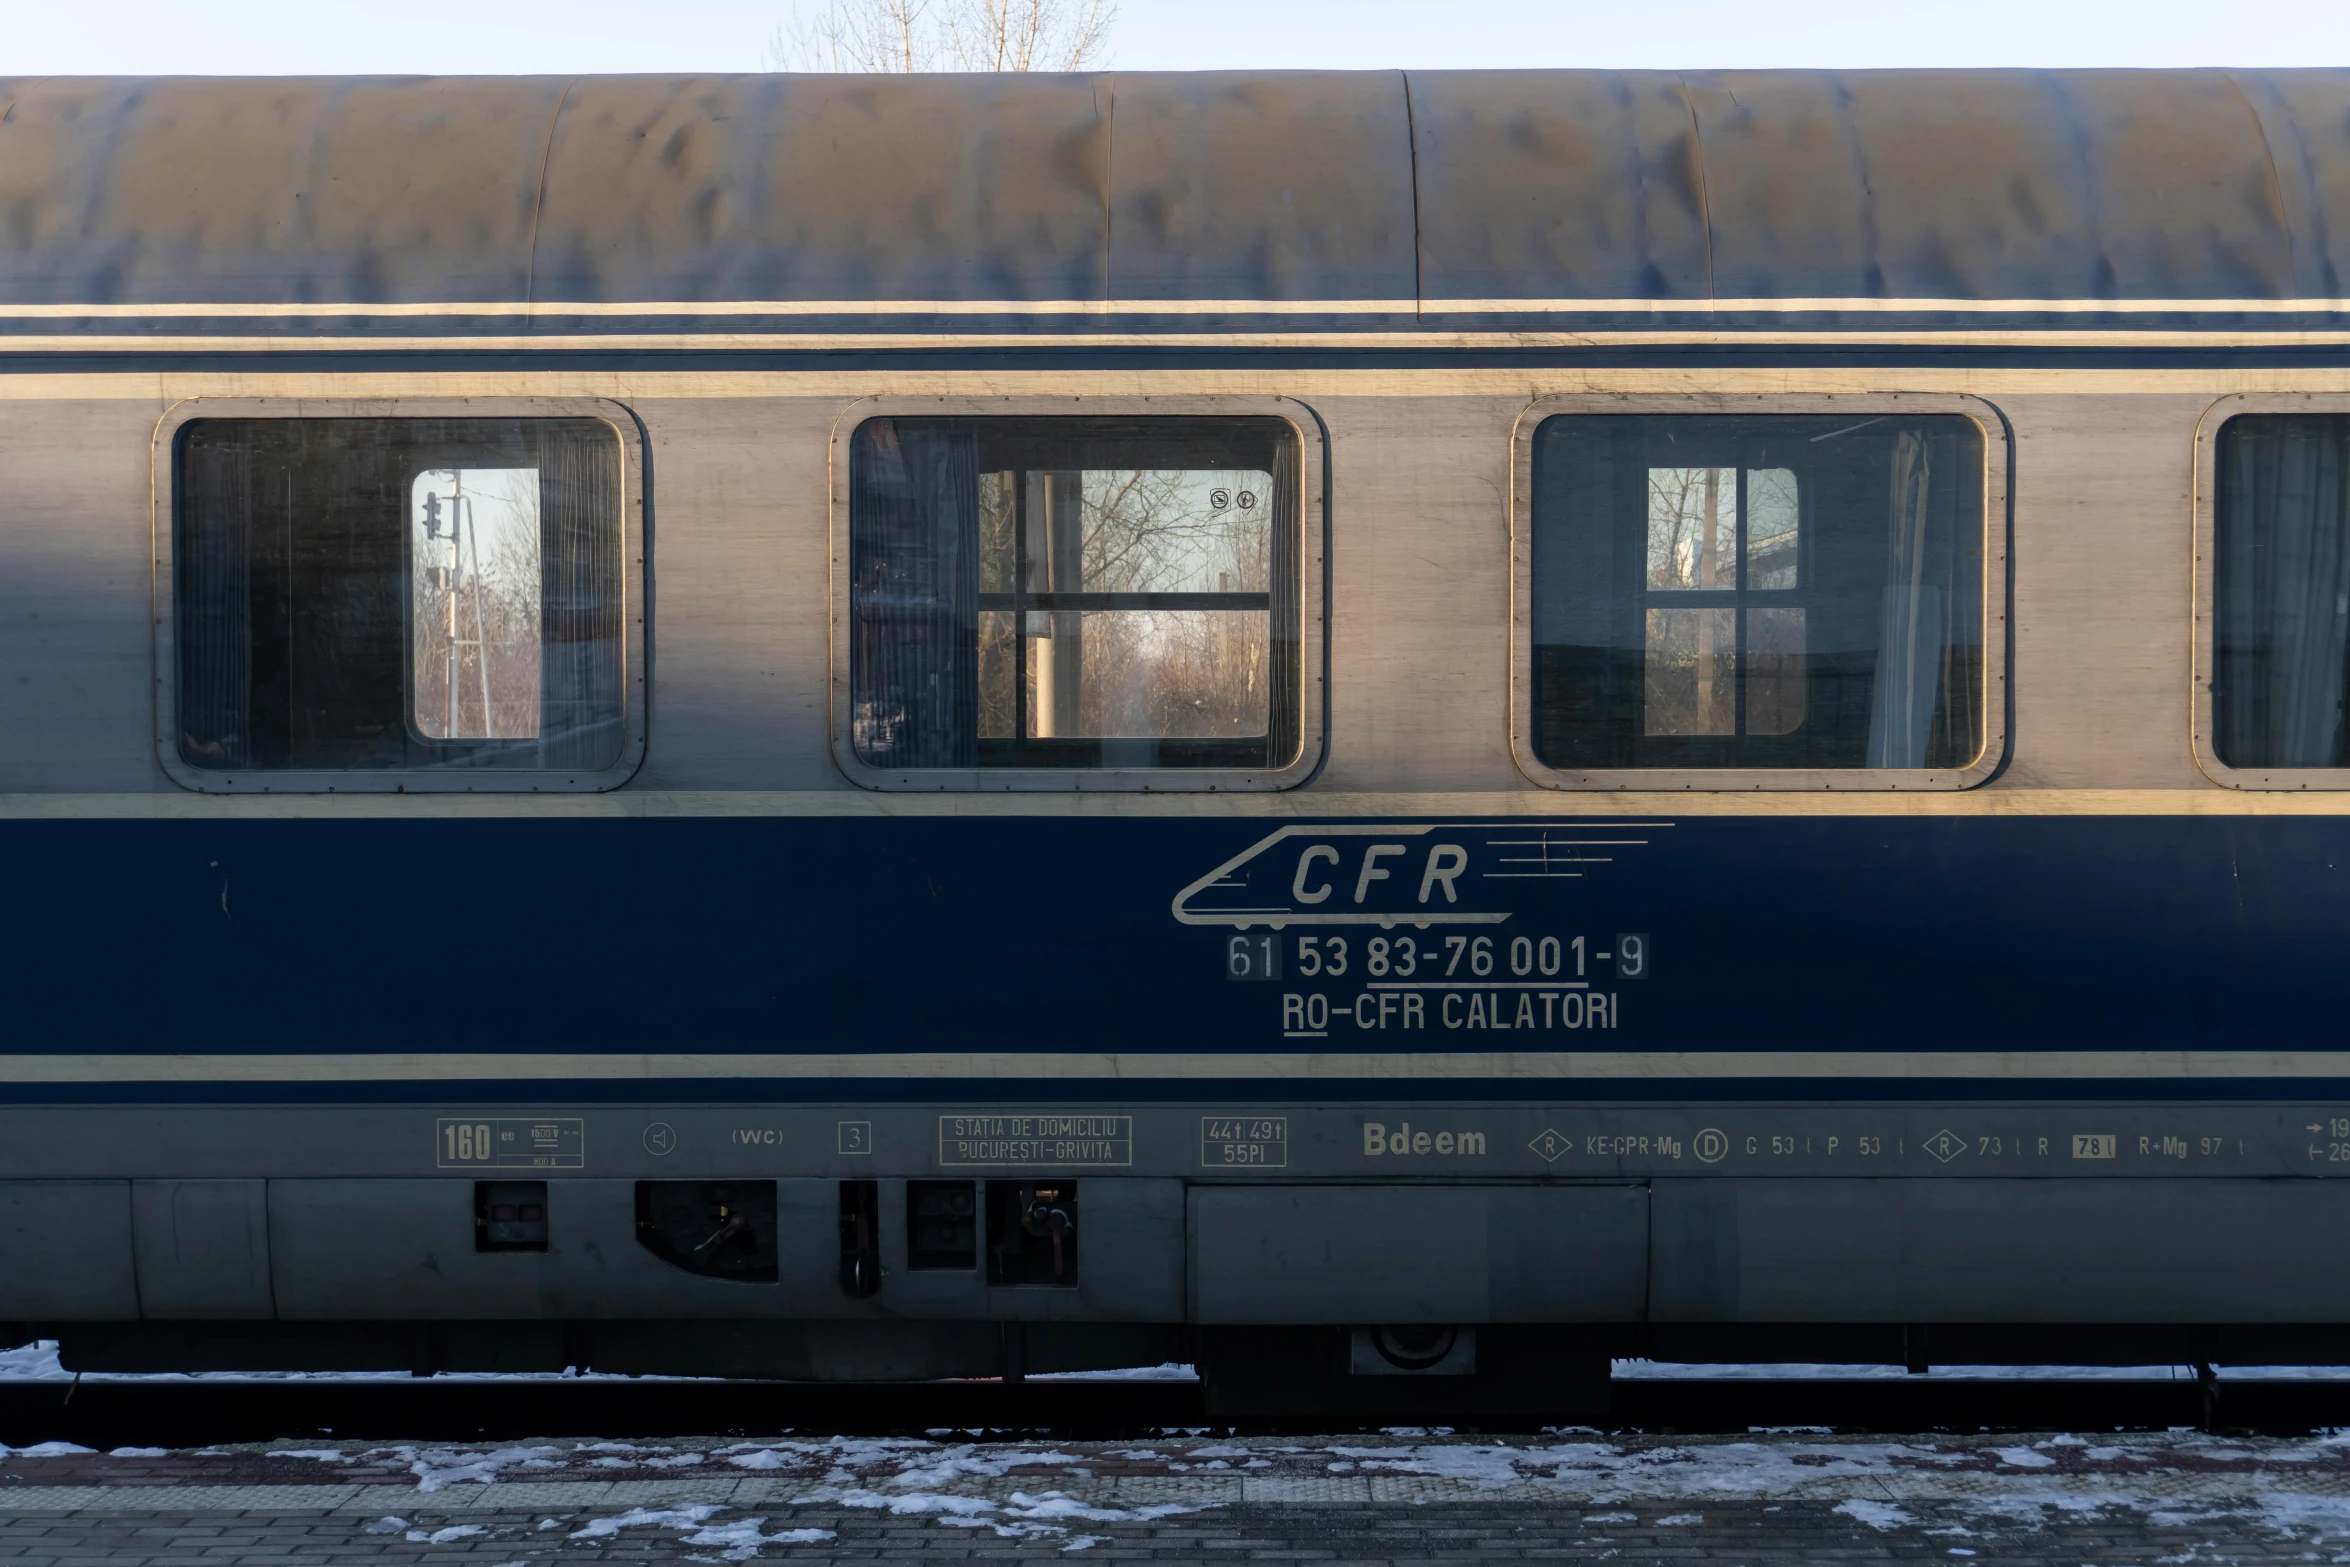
[1170,823,1670,930]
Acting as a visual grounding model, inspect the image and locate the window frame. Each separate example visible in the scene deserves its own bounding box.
[1508,393,2011,792]
[2192,393,2350,790]
[827,395,1329,792]
[151,396,649,794]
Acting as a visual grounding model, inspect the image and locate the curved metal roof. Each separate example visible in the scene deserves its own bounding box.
[0,69,2344,339]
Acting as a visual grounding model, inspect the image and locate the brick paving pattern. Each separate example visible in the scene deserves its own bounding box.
[5,1430,2347,1564]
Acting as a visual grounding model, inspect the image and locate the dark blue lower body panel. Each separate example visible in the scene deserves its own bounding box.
[0,811,2338,1104]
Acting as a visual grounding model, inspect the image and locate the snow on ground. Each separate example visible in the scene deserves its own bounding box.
[1232,1428,2350,1550]
[777,1483,1214,1546]
[565,1504,837,1559]
[718,1437,1222,1546]
[16,1425,2350,1557]
[17,1332,2350,1556]
[1028,1363,1200,1382]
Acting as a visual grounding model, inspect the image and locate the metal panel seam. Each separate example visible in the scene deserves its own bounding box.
[0,77,37,131]
[1098,76,1114,305]
[263,1177,282,1320]
[1673,74,1717,302]
[1402,71,1423,319]
[1641,1178,1655,1325]
[125,1177,148,1322]
[2222,69,2298,283]
[521,77,583,316]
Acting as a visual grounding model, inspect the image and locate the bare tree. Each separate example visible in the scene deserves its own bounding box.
[768,0,938,72]
[765,0,1114,72]
[945,0,1114,71]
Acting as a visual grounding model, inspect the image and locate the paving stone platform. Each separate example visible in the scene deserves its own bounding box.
[4,1429,2348,1564]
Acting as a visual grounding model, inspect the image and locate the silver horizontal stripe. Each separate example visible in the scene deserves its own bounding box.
[0,295,2344,353]
[6,330,2349,355]
[2,1051,2347,1083]
[2,296,2349,320]
[4,787,2350,821]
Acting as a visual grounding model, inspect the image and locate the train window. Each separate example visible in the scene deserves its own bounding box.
[846,416,1304,776]
[169,417,635,784]
[2210,414,2350,770]
[1526,412,1991,780]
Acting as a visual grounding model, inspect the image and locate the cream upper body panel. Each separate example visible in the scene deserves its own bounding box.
[2000,392,2208,794]
[0,366,2347,813]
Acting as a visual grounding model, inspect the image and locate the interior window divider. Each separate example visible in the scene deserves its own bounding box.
[1017,464,1033,765]
[1735,464,1751,739]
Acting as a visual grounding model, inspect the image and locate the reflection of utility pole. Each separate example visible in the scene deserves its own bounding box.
[1697,467,1721,729]
[1218,570,1230,673]
[1028,471,1084,738]
[420,472,493,738]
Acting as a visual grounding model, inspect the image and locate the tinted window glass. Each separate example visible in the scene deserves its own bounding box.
[2213,414,2350,768]
[850,417,1301,771]
[175,419,625,772]
[1530,414,1986,771]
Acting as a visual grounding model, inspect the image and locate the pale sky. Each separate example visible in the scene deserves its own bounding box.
[6,0,2349,75]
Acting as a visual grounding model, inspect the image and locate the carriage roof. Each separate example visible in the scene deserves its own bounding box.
[0,70,2344,322]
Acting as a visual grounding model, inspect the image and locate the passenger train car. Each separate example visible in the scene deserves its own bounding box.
[3,68,2350,1413]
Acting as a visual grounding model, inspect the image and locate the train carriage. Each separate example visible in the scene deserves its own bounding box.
[3,68,2350,1411]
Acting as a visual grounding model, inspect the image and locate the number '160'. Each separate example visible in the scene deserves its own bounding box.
[443,1122,494,1162]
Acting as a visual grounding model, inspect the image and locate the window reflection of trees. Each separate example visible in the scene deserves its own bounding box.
[1646,466,1731,591]
[1080,469,1270,594]
[1640,465,1804,739]
[977,467,1271,741]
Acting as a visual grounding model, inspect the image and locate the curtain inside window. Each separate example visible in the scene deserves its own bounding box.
[1267,441,1303,768]
[2215,415,2350,768]
[176,430,256,769]
[850,420,981,768]
[537,430,625,771]
[1867,429,1947,768]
